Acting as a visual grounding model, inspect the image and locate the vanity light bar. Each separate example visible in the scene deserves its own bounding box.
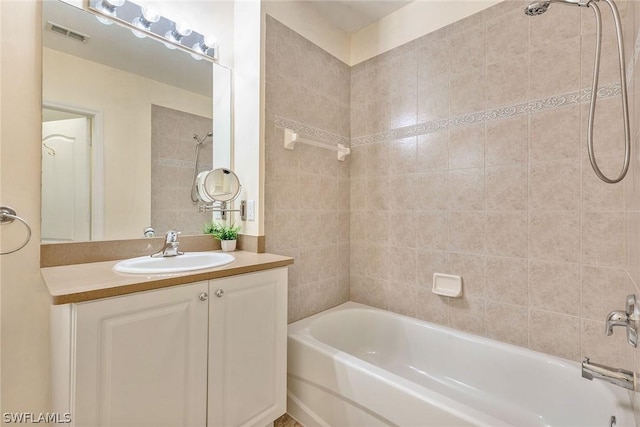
[89,0,219,62]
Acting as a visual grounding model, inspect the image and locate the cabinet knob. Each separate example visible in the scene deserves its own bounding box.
[199,292,208,301]
[215,289,224,298]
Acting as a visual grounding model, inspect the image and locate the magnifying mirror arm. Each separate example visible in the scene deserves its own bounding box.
[197,203,241,213]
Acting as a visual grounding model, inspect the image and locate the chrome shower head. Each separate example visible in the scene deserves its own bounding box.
[525,0,586,16]
[525,0,551,15]
[193,132,213,145]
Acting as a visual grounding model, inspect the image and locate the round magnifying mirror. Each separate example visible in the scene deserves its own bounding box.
[196,168,242,203]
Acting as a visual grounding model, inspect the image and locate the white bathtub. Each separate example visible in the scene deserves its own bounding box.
[287,302,634,427]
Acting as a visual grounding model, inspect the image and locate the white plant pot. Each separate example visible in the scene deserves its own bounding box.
[221,239,237,252]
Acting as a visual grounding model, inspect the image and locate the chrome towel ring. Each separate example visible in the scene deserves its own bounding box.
[0,206,32,255]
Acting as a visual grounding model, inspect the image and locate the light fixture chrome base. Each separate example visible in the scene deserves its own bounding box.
[89,0,218,62]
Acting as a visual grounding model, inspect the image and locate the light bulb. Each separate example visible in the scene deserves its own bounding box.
[165,21,192,46]
[131,5,160,38]
[191,35,217,60]
[94,0,125,25]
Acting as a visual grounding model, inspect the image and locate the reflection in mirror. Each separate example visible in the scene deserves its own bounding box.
[42,0,232,242]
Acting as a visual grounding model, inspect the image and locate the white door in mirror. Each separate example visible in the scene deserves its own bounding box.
[113,252,234,274]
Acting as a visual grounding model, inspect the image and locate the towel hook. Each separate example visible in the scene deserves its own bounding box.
[0,206,32,255]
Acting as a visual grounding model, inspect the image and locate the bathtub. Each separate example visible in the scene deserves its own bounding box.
[287,302,635,427]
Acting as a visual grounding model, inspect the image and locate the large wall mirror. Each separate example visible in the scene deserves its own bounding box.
[42,0,232,243]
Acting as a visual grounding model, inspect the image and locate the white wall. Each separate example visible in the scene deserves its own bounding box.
[263,0,502,66]
[350,0,501,64]
[144,0,235,67]
[262,0,350,64]
[1,0,50,417]
[234,0,263,235]
[44,48,212,240]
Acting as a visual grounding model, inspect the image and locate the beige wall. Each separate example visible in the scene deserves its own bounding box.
[629,0,640,422]
[1,0,50,416]
[349,0,639,369]
[44,48,211,240]
[150,105,214,235]
[263,0,640,375]
[350,0,501,65]
[264,16,351,322]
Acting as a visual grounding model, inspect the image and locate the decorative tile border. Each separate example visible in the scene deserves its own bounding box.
[156,158,212,170]
[626,27,640,86]
[350,83,622,147]
[270,80,623,149]
[272,116,351,146]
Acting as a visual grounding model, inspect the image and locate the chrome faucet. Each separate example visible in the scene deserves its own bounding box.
[152,230,184,257]
[605,294,639,347]
[582,294,640,391]
[582,358,636,391]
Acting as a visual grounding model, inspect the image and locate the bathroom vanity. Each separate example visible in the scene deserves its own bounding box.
[43,251,292,427]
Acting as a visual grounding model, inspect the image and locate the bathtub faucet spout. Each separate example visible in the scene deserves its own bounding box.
[581,358,636,391]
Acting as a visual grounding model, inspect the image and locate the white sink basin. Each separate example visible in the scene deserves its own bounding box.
[113,252,235,274]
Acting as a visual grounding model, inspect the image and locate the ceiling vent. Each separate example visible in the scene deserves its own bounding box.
[46,21,89,43]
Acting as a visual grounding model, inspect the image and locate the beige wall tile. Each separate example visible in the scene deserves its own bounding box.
[529,212,580,263]
[529,260,580,316]
[529,160,580,211]
[449,297,486,335]
[486,116,528,167]
[485,256,528,306]
[529,309,581,361]
[582,156,625,211]
[418,79,450,123]
[530,37,581,98]
[486,165,528,211]
[415,172,449,211]
[450,71,485,116]
[485,301,528,347]
[582,98,628,160]
[582,265,635,321]
[266,10,640,367]
[350,276,388,310]
[415,287,450,325]
[367,245,390,280]
[529,106,581,162]
[448,168,485,211]
[391,211,417,248]
[449,124,485,169]
[486,212,528,258]
[366,176,390,211]
[416,250,448,288]
[389,175,417,211]
[389,247,417,285]
[417,132,449,171]
[388,283,419,318]
[365,211,389,244]
[389,138,418,175]
[449,252,485,298]
[449,212,485,254]
[485,58,528,108]
[366,142,390,176]
[416,211,449,251]
[449,25,484,73]
[582,211,626,267]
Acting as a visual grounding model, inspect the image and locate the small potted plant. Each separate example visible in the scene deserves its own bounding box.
[204,221,241,252]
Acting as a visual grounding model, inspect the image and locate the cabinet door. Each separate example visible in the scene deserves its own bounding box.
[208,268,288,427]
[73,282,209,427]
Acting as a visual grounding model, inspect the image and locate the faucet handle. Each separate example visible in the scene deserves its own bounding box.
[605,294,639,347]
[165,230,181,242]
[627,294,636,316]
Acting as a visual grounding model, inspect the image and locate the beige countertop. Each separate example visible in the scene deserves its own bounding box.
[41,251,294,305]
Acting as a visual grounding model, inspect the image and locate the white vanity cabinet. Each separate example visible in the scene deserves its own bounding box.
[208,268,288,427]
[51,268,288,427]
